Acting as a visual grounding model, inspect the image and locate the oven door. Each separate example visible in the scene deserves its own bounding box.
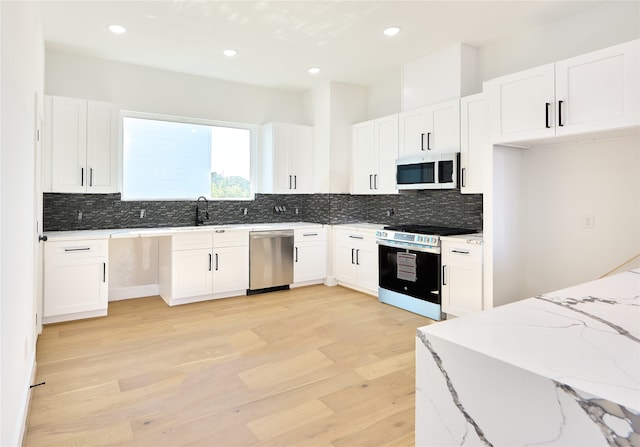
[378,241,441,304]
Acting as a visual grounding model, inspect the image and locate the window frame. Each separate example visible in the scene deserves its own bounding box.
[119,110,257,201]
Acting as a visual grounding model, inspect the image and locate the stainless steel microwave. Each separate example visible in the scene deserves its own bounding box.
[396,152,460,190]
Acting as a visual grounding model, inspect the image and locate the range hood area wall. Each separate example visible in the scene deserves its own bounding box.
[43,191,483,232]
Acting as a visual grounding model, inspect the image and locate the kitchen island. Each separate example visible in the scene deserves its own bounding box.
[416,269,640,446]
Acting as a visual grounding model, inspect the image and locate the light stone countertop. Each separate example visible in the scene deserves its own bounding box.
[418,268,640,413]
[45,222,325,242]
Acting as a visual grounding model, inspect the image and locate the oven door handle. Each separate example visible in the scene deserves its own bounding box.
[376,239,440,254]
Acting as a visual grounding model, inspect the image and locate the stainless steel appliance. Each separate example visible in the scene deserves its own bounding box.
[376,224,474,320]
[248,229,294,294]
[396,152,460,190]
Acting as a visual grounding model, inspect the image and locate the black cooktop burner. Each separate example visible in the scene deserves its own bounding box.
[383,224,476,236]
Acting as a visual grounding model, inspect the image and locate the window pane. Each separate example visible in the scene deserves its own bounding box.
[210,127,251,199]
[122,116,252,200]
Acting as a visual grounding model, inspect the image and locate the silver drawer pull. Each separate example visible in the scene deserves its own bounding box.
[302,233,318,237]
[215,230,226,233]
[64,247,91,252]
[349,235,364,240]
[451,249,470,255]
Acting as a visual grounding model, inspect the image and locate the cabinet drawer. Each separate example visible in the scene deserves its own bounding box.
[172,231,213,250]
[294,227,326,242]
[213,229,248,247]
[443,243,482,263]
[46,239,108,259]
[337,231,367,246]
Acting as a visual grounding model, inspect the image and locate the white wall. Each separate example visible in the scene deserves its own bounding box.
[45,50,310,126]
[478,1,640,83]
[366,70,401,119]
[1,2,44,446]
[522,135,640,296]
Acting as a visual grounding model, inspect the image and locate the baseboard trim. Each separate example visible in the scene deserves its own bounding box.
[13,353,36,447]
[109,284,160,301]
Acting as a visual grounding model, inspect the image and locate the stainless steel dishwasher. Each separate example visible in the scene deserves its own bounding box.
[248,229,294,294]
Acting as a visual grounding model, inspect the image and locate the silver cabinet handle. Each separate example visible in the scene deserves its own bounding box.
[451,249,470,255]
[295,247,298,263]
[442,265,447,285]
[288,175,292,189]
[215,253,219,271]
[302,233,318,237]
[356,249,360,265]
[209,253,212,271]
[461,168,466,187]
[103,262,106,283]
[81,167,84,186]
[420,133,425,151]
[89,168,93,187]
[426,132,432,150]
[369,174,373,190]
[294,175,297,189]
[374,174,378,189]
[349,235,364,240]
[351,248,355,264]
[64,247,90,252]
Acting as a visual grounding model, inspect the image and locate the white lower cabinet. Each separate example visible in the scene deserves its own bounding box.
[159,229,249,306]
[333,226,379,295]
[43,239,109,323]
[441,239,483,317]
[293,227,327,285]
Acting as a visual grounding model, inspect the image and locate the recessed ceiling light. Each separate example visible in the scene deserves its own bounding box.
[223,49,237,57]
[383,26,400,36]
[307,67,321,75]
[108,24,127,34]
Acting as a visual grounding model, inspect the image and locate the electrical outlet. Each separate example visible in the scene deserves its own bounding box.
[581,214,595,229]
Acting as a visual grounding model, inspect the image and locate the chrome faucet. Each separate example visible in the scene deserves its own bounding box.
[195,196,209,226]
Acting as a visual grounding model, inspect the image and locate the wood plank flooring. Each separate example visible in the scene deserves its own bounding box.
[25,285,433,446]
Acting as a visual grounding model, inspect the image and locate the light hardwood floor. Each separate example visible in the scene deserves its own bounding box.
[26,285,433,446]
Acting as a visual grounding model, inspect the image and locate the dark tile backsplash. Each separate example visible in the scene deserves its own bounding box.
[43,191,483,232]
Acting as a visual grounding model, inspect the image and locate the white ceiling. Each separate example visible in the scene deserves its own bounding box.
[38,1,604,91]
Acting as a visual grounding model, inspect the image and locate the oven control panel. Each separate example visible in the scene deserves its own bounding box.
[376,230,439,247]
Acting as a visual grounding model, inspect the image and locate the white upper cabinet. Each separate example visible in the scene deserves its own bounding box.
[45,95,119,193]
[398,99,460,157]
[351,114,398,195]
[486,39,639,145]
[555,40,639,135]
[259,122,314,194]
[460,93,488,194]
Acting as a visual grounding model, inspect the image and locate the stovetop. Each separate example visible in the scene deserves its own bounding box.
[383,224,476,236]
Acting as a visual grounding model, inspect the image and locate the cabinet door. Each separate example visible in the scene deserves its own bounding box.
[51,97,87,193]
[460,94,487,194]
[555,40,639,136]
[441,242,482,317]
[290,124,314,193]
[398,107,429,157]
[44,240,108,318]
[374,115,399,194]
[356,244,379,294]
[428,99,460,153]
[442,263,483,316]
[294,242,327,283]
[486,64,555,144]
[334,232,360,284]
[212,245,249,293]
[172,249,213,298]
[271,123,293,193]
[351,120,376,194]
[86,101,119,193]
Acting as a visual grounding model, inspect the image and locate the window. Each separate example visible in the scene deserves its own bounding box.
[122,114,254,200]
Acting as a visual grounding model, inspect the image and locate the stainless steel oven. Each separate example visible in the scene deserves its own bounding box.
[376,225,474,321]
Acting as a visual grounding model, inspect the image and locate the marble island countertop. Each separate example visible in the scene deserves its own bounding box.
[416,269,639,446]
